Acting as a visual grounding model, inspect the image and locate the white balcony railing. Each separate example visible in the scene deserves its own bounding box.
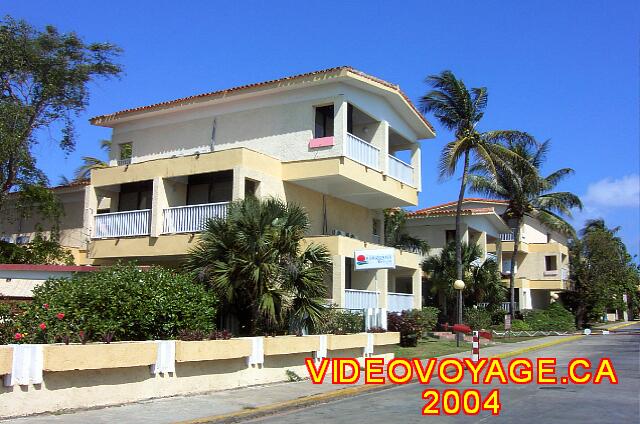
[93,210,151,238]
[478,302,519,312]
[162,202,229,234]
[500,232,515,242]
[388,155,414,186]
[344,289,379,310]
[387,292,414,312]
[345,133,380,170]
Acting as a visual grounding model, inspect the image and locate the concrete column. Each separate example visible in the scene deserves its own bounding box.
[83,185,98,244]
[150,177,167,237]
[410,144,421,190]
[377,268,388,309]
[334,97,348,156]
[519,280,532,310]
[332,255,346,307]
[232,167,245,200]
[412,268,422,309]
[478,231,487,259]
[371,120,389,174]
[496,239,503,272]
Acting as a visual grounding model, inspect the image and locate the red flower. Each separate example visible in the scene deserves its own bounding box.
[43,303,50,310]
[39,323,47,331]
[56,313,65,320]
[14,333,23,340]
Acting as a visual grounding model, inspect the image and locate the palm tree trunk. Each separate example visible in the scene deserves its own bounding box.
[455,151,470,281]
[509,218,522,318]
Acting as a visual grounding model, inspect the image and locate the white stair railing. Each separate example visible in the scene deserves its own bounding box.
[387,292,414,312]
[162,202,229,234]
[344,289,379,310]
[388,155,414,186]
[93,210,151,238]
[345,133,380,170]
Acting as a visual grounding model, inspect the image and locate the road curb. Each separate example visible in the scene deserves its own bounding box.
[606,321,638,331]
[177,384,392,424]
[177,335,584,423]
[491,335,584,359]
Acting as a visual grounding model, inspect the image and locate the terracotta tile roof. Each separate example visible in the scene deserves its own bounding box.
[89,66,435,132]
[408,207,497,218]
[408,198,508,217]
[51,179,90,191]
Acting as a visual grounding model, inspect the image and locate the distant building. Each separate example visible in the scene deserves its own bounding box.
[407,198,570,310]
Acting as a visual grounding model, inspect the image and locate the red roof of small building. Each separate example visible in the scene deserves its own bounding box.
[0,264,100,273]
[408,207,497,218]
[408,198,508,217]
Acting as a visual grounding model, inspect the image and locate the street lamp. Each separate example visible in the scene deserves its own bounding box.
[453,279,465,347]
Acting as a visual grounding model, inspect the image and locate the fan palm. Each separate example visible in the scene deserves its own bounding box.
[73,139,111,181]
[423,242,505,321]
[384,208,429,253]
[186,197,331,335]
[420,71,535,286]
[468,139,582,316]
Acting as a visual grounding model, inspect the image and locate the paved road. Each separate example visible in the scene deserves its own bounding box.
[248,324,640,423]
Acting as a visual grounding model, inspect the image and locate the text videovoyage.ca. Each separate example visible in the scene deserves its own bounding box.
[304,356,618,416]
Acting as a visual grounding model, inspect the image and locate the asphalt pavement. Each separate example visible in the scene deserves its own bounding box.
[247,323,640,424]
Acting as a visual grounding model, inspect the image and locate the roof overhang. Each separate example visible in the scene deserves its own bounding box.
[89,67,435,139]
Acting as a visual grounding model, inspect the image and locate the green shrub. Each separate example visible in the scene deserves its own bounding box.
[463,308,492,330]
[12,264,218,344]
[414,307,439,335]
[521,303,576,331]
[316,307,363,335]
[510,319,531,331]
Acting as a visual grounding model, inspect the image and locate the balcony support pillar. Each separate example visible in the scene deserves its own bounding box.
[150,177,167,237]
[334,97,348,156]
[412,268,422,309]
[410,144,421,190]
[377,268,388,309]
[83,185,98,244]
[371,120,389,174]
[332,255,346,307]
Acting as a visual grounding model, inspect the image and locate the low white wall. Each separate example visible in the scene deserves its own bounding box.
[0,336,396,418]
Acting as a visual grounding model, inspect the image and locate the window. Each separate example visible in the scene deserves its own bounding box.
[245,179,259,198]
[372,219,380,243]
[187,171,233,205]
[118,181,152,211]
[119,142,132,160]
[445,230,456,245]
[314,105,334,138]
[15,235,30,245]
[545,255,558,271]
[345,257,353,289]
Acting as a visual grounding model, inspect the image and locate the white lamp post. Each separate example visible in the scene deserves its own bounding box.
[453,279,465,347]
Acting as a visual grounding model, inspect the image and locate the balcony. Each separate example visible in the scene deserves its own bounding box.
[345,132,380,170]
[344,289,379,310]
[162,202,229,234]
[93,210,151,238]
[500,232,515,242]
[387,292,414,312]
[388,155,414,186]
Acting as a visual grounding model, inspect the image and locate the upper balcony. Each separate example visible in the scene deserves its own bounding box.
[282,101,422,208]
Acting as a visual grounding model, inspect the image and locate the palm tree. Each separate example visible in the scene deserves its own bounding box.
[420,71,535,288]
[384,208,429,253]
[186,197,331,335]
[73,140,111,181]
[468,139,582,316]
[422,241,505,321]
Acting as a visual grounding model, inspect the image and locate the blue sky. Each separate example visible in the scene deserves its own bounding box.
[4,1,639,259]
